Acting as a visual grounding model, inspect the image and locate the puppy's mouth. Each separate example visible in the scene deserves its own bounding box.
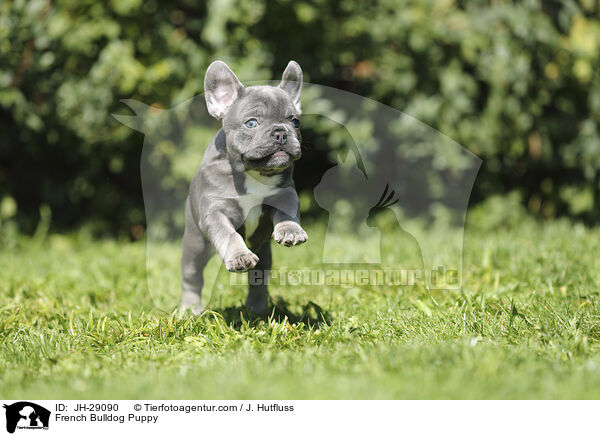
[243,149,300,174]
[270,150,289,160]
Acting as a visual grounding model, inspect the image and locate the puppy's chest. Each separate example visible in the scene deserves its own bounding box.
[238,173,282,238]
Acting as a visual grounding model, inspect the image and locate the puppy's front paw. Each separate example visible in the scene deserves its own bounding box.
[273,221,308,246]
[225,250,259,272]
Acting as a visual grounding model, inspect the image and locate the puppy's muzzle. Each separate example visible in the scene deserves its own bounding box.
[272,127,287,146]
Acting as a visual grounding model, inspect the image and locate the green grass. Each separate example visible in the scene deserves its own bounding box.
[1,215,600,399]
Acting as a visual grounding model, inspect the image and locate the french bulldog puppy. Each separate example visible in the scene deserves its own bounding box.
[180,60,307,315]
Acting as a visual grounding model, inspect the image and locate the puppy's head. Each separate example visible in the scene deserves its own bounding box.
[204,60,303,174]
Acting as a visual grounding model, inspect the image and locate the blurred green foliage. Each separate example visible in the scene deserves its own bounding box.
[1,0,600,236]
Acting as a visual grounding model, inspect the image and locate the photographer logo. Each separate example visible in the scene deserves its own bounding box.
[3,402,50,434]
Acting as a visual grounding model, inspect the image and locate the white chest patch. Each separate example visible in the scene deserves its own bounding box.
[239,171,282,237]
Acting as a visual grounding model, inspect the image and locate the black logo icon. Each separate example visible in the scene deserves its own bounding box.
[3,402,50,434]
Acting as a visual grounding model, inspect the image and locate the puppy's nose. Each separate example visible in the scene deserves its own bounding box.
[272,128,287,145]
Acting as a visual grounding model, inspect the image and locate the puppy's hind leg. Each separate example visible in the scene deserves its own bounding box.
[180,204,213,315]
[245,242,271,315]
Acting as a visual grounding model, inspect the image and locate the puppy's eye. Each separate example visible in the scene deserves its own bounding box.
[244,118,258,128]
[290,118,300,128]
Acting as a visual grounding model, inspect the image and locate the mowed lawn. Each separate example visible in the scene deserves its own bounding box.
[1,213,600,399]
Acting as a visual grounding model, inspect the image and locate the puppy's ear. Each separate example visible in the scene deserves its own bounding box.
[204,61,244,120]
[280,60,303,113]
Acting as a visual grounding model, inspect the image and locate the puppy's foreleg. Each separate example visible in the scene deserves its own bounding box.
[271,197,308,247]
[205,211,259,272]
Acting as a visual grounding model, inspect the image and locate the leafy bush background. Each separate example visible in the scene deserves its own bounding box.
[1,0,600,236]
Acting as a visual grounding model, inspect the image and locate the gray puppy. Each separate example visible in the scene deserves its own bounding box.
[180,60,308,315]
